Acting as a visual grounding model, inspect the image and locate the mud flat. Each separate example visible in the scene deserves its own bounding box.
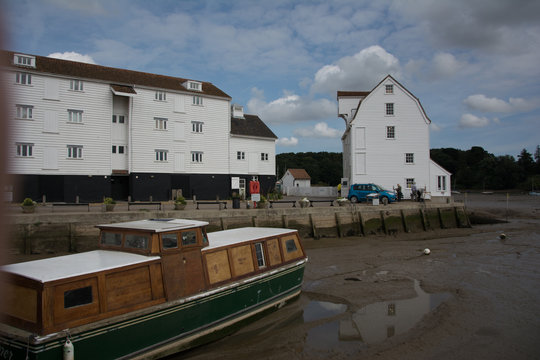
[176,193,540,360]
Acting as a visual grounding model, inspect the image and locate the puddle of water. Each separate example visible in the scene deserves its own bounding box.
[303,300,347,322]
[304,280,450,351]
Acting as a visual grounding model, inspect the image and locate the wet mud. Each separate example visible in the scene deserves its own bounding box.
[175,193,540,359]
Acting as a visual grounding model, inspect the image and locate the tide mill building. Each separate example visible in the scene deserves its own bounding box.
[338,75,451,201]
[4,51,277,202]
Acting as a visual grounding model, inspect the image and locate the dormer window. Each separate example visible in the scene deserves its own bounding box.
[14,54,36,68]
[185,81,202,92]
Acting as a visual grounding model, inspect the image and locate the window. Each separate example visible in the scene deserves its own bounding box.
[16,143,33,157]
[386,103,394,115]
[125,234,149,250]
[162,233,178,249]
[112,115,125,123]
[15,72,31,85]
[405,153,414,164]
[14,54,35,67]
[191,151,203,163]
[155,117,168,130]
[406,178,415,189]
[285,239,298,253]
[64,286,92,309]
[68,110,83,123]
[385,84,393,94]
[155,149,168,161]
[192,96,203,106]
[155,91,166,101]
[237,151,245,160]
[101,232,122,246]
[16,105,33,119]
[255,242,265,268]
[67,145,83,159]
[70,80,83,91]
[181,231,197,246]
[438,176,447,191]
[192,121,203,133]
[386,126,395,139]
[112,145,126,154]
[187,81,201,91]
[261,153,269,161]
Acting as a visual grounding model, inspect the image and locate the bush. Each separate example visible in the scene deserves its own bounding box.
[175,195,187,204]
[104,197,116,204]
[21,198,35,206]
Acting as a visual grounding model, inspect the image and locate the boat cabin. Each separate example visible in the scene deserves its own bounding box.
[0,219,306,336]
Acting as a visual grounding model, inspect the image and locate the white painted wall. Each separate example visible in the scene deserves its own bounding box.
[230,136,276,175]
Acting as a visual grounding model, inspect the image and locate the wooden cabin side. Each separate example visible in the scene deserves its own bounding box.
[202,231,306,288]
[1,258,165,335]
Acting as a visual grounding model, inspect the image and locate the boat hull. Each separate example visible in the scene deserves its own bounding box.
[0,261,306,360]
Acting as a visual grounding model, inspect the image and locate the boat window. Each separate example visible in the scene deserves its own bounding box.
[254,242,266,268]
[125,234,149,250]
[101,232,122,246]
[162,233,178,249]
[285,239,298,253]
[64,286,93,309]
[202,229,209,245]
[181,231,197,246]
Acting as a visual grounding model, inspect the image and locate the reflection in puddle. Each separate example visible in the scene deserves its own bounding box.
[305,280,450,350]
[303,300,347,322]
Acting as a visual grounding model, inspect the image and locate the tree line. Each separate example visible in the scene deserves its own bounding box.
[277,146,540,191]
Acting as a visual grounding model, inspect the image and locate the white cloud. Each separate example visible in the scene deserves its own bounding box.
[247,88,335,125]
[310,45,401,95]
[47,51,96,64]
[431,52,464,78]
[430,122,442,132]
[459,114,490,128]
[276,137,299,147]
[294,122,342,138]
[464,94,540,113]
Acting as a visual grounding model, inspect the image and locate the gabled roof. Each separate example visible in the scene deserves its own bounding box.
[286,169,311,180]
[2,50,231,99]
[230,114,277,139]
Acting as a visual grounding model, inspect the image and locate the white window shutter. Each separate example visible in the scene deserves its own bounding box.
[43,110,58,133]
[43,147,58,169]
[173,95,185,113]
[43,78,60,100]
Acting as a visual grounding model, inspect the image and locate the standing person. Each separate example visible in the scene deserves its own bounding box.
[396,184,402,202]
[411,183,417,201]
[337,183,342,197]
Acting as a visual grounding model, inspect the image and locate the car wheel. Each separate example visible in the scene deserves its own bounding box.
[381,196,389,205]
[350,196,359,203]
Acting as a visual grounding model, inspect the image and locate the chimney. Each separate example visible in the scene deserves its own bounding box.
[232,104,244,119]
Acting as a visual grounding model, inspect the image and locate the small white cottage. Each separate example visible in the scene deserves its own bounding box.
[280,169,311,194]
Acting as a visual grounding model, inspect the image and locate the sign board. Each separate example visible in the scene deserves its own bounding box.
[231,177,240,189]
[251,194,261,202]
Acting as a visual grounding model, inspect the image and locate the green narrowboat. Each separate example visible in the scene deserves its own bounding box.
[0,219,307,359]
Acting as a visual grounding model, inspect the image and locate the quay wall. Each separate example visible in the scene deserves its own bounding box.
[5,203,470,255]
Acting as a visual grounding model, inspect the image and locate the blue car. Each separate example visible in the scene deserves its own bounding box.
[347,183,397,205]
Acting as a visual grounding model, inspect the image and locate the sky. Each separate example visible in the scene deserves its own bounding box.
[3,0,540,157]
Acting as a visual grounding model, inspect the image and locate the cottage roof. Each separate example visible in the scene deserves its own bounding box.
[287,169,311,180]
[336,91,370,99]
[3,50,231,99]
[231,114,277,139]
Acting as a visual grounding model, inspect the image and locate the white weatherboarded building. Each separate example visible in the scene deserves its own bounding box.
[338,75,451,201]
[4,51,277,202]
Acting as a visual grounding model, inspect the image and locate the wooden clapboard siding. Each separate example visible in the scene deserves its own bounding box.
[229,136,276,175]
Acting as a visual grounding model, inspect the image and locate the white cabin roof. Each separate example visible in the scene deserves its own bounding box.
[2,250,160,283]
[97,218,209,233]
[204,227,296,251]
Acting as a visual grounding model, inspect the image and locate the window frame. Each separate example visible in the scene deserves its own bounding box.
[406,178,415,189]
[67,109,83,124]
[191,151,203,163]
[405,153,414,164]
[386,126,395,139]
[191,121,203,133]
[16,143,34,157]
[437,176,447,191]
[385,103,394,116]
[261,153,269,161]
[15,72,32,85]
[16,104,33,119]
[69,79,83,92]
[192,96,203,106]
[155,149,168,162]
[254,242,266,268]
[237,151,245,160]
[385,84,394,94]
[154,117,168,130]
[155,91,167,101]
[67,145,83,159]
